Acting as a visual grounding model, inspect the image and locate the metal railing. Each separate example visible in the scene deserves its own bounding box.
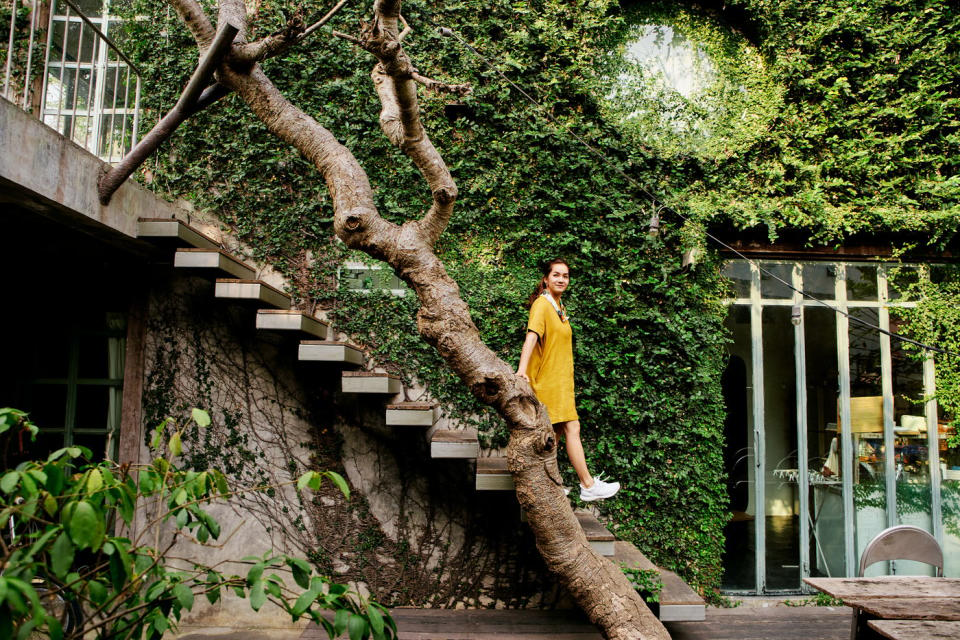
[3,0,141,162]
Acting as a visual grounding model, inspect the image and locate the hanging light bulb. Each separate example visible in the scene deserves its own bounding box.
[791,305,802,326]
[648,210,660,237]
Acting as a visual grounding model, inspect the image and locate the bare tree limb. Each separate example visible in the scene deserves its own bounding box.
[232,16,305,65]
[168,0,215,48]
[217,0,248,42]
[229,0,351,64]
[303,0,352,39]
[348,5,458,246]
[410,71,471,96]
[98,23,238,204]
[397,14,410,41]
[332,30,363,46]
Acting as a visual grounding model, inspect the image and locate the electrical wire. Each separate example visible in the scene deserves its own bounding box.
[435,25,956,358]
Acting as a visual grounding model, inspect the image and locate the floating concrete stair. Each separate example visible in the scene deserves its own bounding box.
[174,248,255,279]
[215,279,291,309]
[386,402,437,427]
[476,456,514,491]
[430,430,479,459]
[258,310,329,339]
[137,217,218,249]
[613,540,706,622]
[575,512,615,557]
[299,340,363,365]
[341,371,402,394]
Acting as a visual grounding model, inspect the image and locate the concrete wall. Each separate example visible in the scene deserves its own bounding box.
[136,275,565,636]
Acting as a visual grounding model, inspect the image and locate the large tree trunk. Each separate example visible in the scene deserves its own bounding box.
[166,2,670,638]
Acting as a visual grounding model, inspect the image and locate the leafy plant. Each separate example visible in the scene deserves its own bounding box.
[620,564,663,603]
[0,408,394,640]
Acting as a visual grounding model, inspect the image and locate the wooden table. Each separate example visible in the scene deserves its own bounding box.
[804,577,960,639]
[804,576,960,599]
[868,620,960,640]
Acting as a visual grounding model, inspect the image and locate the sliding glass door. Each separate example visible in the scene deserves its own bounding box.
[721,260,952,593]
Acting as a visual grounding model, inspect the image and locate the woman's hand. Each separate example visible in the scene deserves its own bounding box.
[516,370,529,381]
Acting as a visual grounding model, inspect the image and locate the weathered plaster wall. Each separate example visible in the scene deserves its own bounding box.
[137,274,566,633]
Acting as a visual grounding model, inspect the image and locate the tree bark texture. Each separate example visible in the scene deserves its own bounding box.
[166,2,670,638]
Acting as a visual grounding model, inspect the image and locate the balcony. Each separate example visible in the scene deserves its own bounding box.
[3,0,140,162]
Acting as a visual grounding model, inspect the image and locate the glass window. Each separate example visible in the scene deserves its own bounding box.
[42,1,139,162]
[760,264,792,300]
[802,264,836,301]
[723,259,949,590]
[846,266,878,302]
[721,304,756,590]
[722,261,751,299]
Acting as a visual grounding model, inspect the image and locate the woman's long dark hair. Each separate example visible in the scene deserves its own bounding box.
[526,258,570,308]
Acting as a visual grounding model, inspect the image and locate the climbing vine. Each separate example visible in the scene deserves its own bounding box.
[105,0,960,599]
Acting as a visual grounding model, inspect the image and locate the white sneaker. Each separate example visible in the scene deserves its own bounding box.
[579,474,620,502]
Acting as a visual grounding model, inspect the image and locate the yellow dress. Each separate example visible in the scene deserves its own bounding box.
[526,295,579,423]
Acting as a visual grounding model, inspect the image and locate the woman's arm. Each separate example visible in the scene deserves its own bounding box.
[516,330,540,380]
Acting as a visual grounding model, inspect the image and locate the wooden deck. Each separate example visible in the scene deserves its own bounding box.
[299,606,852,640]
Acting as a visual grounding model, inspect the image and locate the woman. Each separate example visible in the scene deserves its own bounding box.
[515,259,620,501]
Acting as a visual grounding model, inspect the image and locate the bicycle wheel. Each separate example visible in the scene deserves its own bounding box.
[30,582,83,638]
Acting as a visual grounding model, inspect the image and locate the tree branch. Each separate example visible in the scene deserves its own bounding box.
[98,24,238,204]
[168,0,215,48]
[218,0,248,42]
[232,0,351,63]
[410,71,471,96]
[304,0,352,40]
[352,6,458,246]
[216,62,396,249]
[159,3,671,638]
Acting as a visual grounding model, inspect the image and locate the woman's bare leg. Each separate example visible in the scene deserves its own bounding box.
[555,420,594,488]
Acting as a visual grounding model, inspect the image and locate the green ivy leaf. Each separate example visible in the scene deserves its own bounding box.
[88,580,108,605]
[67,501,105,551]
[286,557,311,589]
[324,471,350,499]
[86,469,103,495]
[173,583,194,611]
[50,533,74,580]
[1,471,19,494]
[249,580,266,611]
[334,609,350,637]
[291,589,318,617]
[191,408,211,428]
[367,604,386,640]
[169,432,183,457]
[348,613,369,640]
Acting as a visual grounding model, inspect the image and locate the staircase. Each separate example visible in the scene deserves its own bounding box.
[137,216,705,621]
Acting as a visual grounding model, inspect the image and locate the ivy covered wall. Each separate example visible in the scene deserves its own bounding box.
[110,0,960,598]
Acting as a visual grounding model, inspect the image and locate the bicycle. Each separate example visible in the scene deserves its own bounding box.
[4,498,84,638]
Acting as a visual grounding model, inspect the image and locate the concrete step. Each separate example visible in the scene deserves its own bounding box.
[174,248,256,279]
[341,371,402,394]
[574,512,615,557]
[258,310,329,339]
[430,430,479,459]
[476,456,513,491]
[137,217,218,249]
[299,340,363,365]
[612,540,705,622]
[215,278,291,309]
[385,402,437,426]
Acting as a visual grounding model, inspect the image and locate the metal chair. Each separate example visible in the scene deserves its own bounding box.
[851,525,943,639]
[858,524,943,577]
